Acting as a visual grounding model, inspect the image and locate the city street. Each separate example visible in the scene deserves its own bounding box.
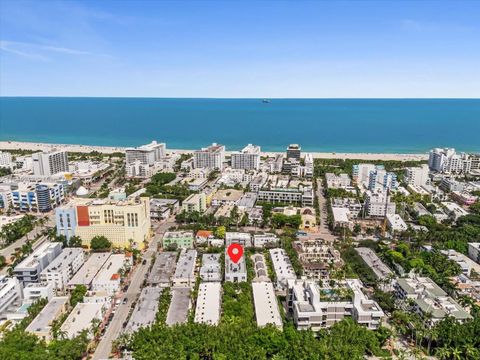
[92,220,174,359]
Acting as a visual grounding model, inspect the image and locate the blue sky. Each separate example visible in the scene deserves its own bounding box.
[0,0,479,98]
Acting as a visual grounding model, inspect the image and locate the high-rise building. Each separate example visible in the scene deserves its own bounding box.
[404,164,430,187]
[231,144,261,170]
[0,151,13,168]
[428,148,472,174]
[32,150,69,176]
[364,190,396,217]
[352,164,384,184]
[125,141,166,165]
[368,169,397,191]
[286,144,301,160]
[194,143,225,170]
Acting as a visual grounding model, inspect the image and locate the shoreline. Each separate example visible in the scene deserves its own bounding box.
[0,140,429,161]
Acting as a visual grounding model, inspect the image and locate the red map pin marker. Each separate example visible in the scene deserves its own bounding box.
[227,243,243,264]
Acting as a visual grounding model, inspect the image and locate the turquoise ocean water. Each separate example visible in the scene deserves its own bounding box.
[0,98,479,153]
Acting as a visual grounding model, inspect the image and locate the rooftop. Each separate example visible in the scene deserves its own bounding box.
[68,252,111,287]
[252,282,283,329]
[194,282,221,325]
[125,287,163,333]
[147,252,177,285]
[166,287,191,326]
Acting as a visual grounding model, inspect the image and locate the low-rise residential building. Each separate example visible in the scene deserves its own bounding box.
[253,233,279,248]
[225,250,247,283]
[23,282,54,302]
[163,231,194,249]
[26,296,68,342]
[200,254,222,282]
[173,250,197,288]
[150,198,180,220]
[0,276,23,316]
[468,242,480,264]
[125,287,163,333]
[287,279,384,331]
[258,186,314,207]
[332,207,353,230]
[60,300,106,339]
[40,248,84,291]
[225,232,252,247]
[386,214,408,233]
[442,201,469,221]
[91,254,125,295]
[194,282,221,325]
[148,252,177,287]
[269,248,296,291]
[355,248,393,281]
[166,287,191,326]
[184,178,208,191]
[252,281,283,329]
[181,193,207,213]
[195,230,214,245]
[440,177,465,192]
[325,173,351,189]
[237,192,257,210]
[14,242,62,285]
[293,239,341,280]
[211,189,243,206]
[68,252,111,288]
[440,249,480,277]
[451,191,478,206]
[394,273,472,324]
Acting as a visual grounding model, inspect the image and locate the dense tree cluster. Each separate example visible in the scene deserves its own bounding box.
[90,235,112,251]
[0,215,37,246]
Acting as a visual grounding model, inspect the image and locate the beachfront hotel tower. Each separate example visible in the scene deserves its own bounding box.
[194,143,225,170]
[32,150,69,176]
[231,144,261,170]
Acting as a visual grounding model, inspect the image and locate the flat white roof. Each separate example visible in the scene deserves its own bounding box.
[173,250,197,280]
[92,254,125,285]
[42,248,83,274]
[68,252,111,286]
[332,207,350,223]
[26,296,68,334]
[194,282,221,325]
[60,302,103,339]
[269,248,296,281]
[252,282,282,328]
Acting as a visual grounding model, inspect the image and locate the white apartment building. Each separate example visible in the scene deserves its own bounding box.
[368,169,397,191]
[225,232,252,247]
[23,282,54,302]
[173,250,197,288]
[68,252,111,288]
[60,300,106,339]
[287,279,384,331]
[325,173,351,189]
[405,164,430,187]
[364,190,396,217]
[231,144,261,170]
[352,164,383,184]
[14,242,63,284]
[32,150,69,176]
[225,250,247,283]
[194,282,221,325]
[194,143,225,170]
[199,254,222,282]
[386,214,408,233]
[125,141,166,165]
[468,243,480,264]
[269,248,296,291]
[253,233,279,248]
[258,186,314,207]
[26,296,68,342]
[394,273,471,324]
[0,276,23,316]
[428,148,472,174]
[252,281,283,329]
[181,193,206,213]
[0,151,13,168]
[40,248,85,291]
[91,254,126,295]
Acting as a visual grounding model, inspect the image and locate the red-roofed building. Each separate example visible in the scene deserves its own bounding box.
[196,230,214,245]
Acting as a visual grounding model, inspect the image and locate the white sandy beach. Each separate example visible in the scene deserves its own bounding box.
[0,140,429,161]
